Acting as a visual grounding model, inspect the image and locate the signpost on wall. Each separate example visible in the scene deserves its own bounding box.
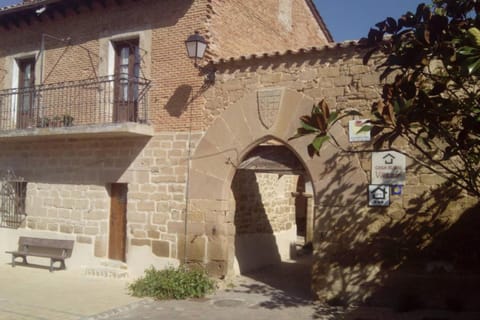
[368,185,390,206]
[348,119,371,142]
[371,151,406,185]
[368,151,406,207]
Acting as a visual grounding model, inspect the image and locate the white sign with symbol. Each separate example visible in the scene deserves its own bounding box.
[368,185,390,206]
[371,151,406,185]
[349,119,371,142]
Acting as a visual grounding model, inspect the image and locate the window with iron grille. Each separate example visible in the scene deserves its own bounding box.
[0,181,27,228]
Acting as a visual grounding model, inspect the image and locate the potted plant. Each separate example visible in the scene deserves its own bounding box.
[62,114,74,127]
[37,117,50,128]
[52,115,62,127]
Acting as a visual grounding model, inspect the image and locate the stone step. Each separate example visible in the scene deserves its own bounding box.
[99,259,129,270]
[82,260,130,279]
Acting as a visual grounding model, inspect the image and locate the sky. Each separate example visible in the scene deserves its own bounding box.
[0,0,424,43]
[314,0,424,42]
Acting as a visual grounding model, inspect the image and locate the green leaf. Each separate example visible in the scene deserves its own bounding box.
[467,58,480,74]
[468,27,480,46]
[344,110,363,117]
[458,46,479,56]
[393,100,401,113]
[328,111,339,124]
[357,125,373,134]
[311,135,330,152]
[300,120,320,133]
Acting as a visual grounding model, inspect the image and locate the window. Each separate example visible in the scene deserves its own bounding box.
[16,58,36,129]
[0,181,27,228]
[113,39,140,122]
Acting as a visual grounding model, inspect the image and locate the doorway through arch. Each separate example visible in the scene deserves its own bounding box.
[231,140,316,298]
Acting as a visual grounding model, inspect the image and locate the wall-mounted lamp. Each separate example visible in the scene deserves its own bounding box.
[185,31,207,67]
[35,6,46,15]
[185,31,215,84]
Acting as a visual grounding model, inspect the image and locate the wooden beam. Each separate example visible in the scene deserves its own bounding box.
[70,2,81,14]
[10,14,20,28]
[0,19,10,31]
[19,14,31,26]
[57,5,67,18]
[85,0,94,10]
[46,9,55,20]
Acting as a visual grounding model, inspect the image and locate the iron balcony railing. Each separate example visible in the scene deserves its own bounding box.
[0,75,150,131]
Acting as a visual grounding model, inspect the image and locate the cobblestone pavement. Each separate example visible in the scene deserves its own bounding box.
[1,262,480,320]
[82,274,480,320]
[85,257,480,320]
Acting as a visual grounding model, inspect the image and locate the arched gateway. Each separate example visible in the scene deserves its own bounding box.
[185,87,367,292]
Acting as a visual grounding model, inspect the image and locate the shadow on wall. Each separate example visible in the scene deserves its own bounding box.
[232,170,281,274]
[312,151,480,314]
[0,136,151,185]
[0,0,195,58]
[164,84,193,117]
[214,45,361,76]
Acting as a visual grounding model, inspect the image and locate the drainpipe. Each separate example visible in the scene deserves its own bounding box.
[36,34,46,121]
[183,90,194,265]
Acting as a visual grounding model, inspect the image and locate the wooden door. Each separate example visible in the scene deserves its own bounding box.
[113,40,140,122]
[109,183,127,262]
[17,58,35,129]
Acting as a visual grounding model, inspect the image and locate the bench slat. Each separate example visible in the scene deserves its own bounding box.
[6,251,66,259]
[6,236,74,272]
[19,237,74,250]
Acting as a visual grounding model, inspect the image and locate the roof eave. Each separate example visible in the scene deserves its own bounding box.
[0,0,61,17]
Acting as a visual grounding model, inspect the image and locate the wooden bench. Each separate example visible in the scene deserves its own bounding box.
[5,237,74,272]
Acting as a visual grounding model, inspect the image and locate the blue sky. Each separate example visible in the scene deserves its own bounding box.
[0,0,424,43]
[314,0,424,42]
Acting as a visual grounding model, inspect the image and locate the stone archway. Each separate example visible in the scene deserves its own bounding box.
[185,87,368,294]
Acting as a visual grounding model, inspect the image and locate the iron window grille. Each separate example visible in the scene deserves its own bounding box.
[0,179,27,229]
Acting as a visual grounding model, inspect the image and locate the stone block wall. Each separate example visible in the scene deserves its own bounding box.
[232,171,297,234]
[26,183,109,238]
[204,46,480,309]
[0,132,202,273]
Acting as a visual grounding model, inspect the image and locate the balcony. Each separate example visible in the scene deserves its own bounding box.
[0,76,153,140]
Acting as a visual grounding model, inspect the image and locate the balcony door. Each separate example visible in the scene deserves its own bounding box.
[17,58,36,129]
[113,40,140,123]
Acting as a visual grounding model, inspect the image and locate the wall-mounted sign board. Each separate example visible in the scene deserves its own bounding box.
[372,151,406,185]
[349,119,371,142]
[368,184,390,206]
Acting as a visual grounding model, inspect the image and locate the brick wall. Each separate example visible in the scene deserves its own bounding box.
[207,0,330,58]
[0,0,209,132]
[0,0,329,132]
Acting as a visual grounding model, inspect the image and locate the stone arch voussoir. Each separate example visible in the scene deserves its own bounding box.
[187,87,368,277]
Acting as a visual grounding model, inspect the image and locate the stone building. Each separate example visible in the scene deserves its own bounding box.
[1,0,479,310]
[0,0,331,276]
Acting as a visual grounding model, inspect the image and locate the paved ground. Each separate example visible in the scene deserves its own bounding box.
[0,264,137,320]
[0,260,479,320]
